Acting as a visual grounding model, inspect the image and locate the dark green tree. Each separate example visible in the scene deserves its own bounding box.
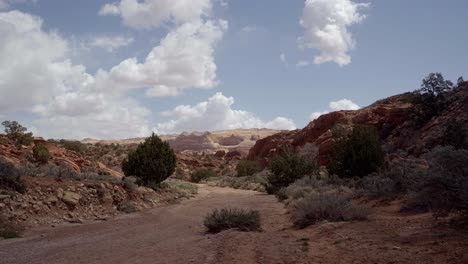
[457,76,465,87]
[412,73,453,125]
[267,148,317,193]
[1,120,33,146]
[418,72,453,96]
[191,168,217,183]
[122,133,176,188]
[236,160,261,177]
[327,125,384,178]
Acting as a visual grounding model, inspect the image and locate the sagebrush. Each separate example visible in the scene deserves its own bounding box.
[204,208,261,233]
[290,192,369,228]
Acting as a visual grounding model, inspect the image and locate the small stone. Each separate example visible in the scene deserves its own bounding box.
[47,196,58,205]
[0,195,10,200]
[56,188,64,199]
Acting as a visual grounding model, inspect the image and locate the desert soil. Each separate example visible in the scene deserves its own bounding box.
[1,185,467,264]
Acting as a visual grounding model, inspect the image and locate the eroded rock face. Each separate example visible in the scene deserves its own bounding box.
[248,85,468,165]
[218,135,244,146]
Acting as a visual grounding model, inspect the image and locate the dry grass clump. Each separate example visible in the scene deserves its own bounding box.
[289,192,369,229]
[161,178,198,199]
[0,214,23,239]
[204,208,261,233]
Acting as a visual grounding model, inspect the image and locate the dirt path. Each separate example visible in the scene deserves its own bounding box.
[0,185,304,264]
[1,185,467,264]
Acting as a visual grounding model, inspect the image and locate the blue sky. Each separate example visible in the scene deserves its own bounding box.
[0,0,467,139]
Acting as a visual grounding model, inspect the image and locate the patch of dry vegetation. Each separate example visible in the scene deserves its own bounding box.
[204,208,261,233]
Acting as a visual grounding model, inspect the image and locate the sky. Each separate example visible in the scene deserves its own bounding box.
[0,0,467,139]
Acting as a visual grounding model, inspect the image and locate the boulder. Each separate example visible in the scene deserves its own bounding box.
[61,191,81,207]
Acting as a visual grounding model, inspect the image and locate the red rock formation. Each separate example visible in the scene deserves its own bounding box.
[248,85,468,166]
[218,135,244,146]
[0,135,122,178]
[214,150,226,158]
[226,150,242,159]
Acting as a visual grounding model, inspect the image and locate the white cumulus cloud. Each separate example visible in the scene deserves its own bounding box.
[299,0,369,66]
[310,99,360,120]
[155,93,296,134]
[0,10,152,139]
[94,19,227,97]
[99,0,213,30]
[89,35,134,52]
[0,5,229,139]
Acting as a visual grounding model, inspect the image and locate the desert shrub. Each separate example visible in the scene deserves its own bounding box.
[80,172,120,183]
[191,168,217,183]
[327,125,384,178]
[44,165,79,180]
[0,162,26,193]
[0,214,23,239]
[442,120,466,149]
[203,208,261,233]
[236,160,261,177]
[289,192,369,229]
[117,201,138,214]
[358,159,423,199]
[358,175,399,199]
[275,187,288,201]
[267,150,317,194]
[407,146,468,217]
[16,133,33,146]
[122,176,139,192]
[32,143,51,164]
[173,167,185,180]
[59,140,86,154]
[161,178,198,199]
[122,133,176,188]
[208,171,268,192]
[283,175,353,204]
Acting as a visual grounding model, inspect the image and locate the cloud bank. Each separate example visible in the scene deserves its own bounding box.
[299,0,369,66]
[155,93,296,134]
[0,3,227,139]
[99,0,212,30]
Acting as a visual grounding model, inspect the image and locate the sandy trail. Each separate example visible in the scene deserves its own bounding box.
[1,185,467,264]
[0,185,305,264]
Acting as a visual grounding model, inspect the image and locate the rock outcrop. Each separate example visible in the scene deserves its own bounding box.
[0,136,122,178]
[248,84,468,165]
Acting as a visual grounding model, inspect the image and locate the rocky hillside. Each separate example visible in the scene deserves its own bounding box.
[82,129,281,154]
[0,136,123,178]
[248,83,468,165]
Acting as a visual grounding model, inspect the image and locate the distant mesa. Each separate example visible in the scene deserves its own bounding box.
[80,128,282,154]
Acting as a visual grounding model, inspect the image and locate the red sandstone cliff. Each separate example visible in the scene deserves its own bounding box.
[248,84,468,165]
